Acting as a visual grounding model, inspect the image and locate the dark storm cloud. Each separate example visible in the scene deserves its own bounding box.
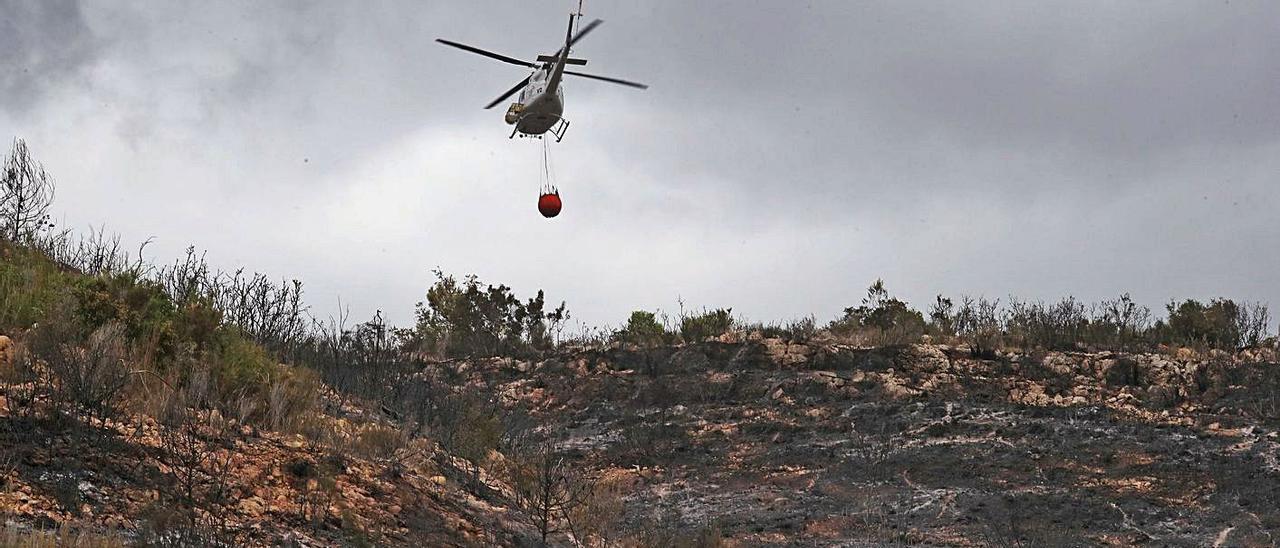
[0,0,99,115]
[1,0,1277,329]
[591,2,1280,204]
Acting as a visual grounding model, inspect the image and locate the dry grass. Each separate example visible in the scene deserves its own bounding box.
[0,524,126,548]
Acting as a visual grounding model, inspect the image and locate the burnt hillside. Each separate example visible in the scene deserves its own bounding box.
[442,337,1280,546]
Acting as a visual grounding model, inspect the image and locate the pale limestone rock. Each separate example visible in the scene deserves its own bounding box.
[0,335,13,371]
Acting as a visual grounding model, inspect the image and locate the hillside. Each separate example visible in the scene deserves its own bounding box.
[0,241,545,546]
[3,227,1280,546]
[0,383,537,546]
[5,312,1280,545]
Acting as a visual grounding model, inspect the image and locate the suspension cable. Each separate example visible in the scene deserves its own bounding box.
[540,138,557,194]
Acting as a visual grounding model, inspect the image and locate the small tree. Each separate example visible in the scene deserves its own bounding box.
[1,139,56,243]
[928,295,957,337]
[508,440,590,547]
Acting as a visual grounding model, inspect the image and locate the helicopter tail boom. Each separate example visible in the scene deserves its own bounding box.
[545,14,577,97]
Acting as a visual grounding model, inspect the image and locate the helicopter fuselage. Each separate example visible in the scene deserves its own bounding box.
[507,66,565,136]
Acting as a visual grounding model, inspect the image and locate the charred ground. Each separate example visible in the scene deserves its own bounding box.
[463,339,1280,546]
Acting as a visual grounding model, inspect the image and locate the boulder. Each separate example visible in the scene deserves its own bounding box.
[761,338,814,367]
[1102,358,1139,387]
[903,344,950,373]
[668,348,711,371]
[0,335,13,371]
[239,497,265,517]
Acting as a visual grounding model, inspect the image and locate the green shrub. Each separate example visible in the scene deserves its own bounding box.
[829,280,925,346]
[73,274,182,359]
[615,310,669,346]
[0,244,77,331]
[431,392,503,466]
[680,308,733,342]
[1161,299,1241,350]
[412,270,568,358]
[173,299,223,352]
[212,327,275,396]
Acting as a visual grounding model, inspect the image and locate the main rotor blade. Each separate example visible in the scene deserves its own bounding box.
[436,39,534,68]
[564,70,648,89]
[551,18,603,58]
[485,76,531,109]
[568,18,603,50]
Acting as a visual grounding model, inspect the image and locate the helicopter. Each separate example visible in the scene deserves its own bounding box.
[436,12,648,142]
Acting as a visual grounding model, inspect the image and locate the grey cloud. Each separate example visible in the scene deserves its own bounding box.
[1,0,1277,329]
[0,0,99,115]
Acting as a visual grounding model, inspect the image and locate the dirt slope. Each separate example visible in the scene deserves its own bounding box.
[0,391,538,547]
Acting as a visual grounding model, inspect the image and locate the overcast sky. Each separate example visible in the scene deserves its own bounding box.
[2,1,1277,330]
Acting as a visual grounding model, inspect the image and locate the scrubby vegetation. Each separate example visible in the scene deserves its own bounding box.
[613,311,669,347]
[829,279,926,346]
[825,280,1276,355]
[679,307,734,342]
[409,270,568,359]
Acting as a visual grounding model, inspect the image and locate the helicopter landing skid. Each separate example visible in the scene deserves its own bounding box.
[510,116,571,143]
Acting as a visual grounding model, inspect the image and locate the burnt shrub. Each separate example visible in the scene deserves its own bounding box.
[264,365,321,432]
[928,295,957,338]
[348,423,409,461]
[955,296,1002,357]
[1004,297,1088,351]
[1089,293,1152,350]
[742,316,817,341]
[27,301,132,419]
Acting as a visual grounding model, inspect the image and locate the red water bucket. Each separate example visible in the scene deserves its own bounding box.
[538,192,562,218]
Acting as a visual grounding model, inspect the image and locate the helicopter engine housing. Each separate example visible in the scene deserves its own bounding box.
[505,103,524,125]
